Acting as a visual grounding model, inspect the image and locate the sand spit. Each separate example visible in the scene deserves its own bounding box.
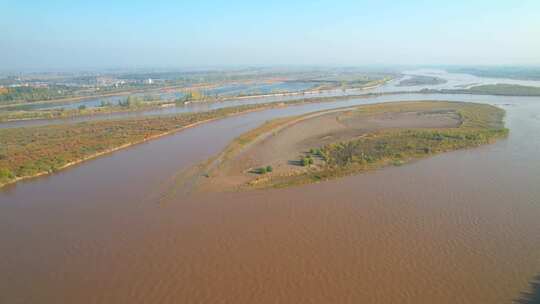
[190,101,505,192]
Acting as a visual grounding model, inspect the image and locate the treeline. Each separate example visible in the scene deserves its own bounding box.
[0,86,74,103]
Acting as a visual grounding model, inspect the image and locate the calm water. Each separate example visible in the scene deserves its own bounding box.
[4,69,540,129]
[203,81,317,97]
[369,69,540,94]
[1,91,176,111]
[0,88,363,129]
[1,92,540,303]
[2,81,318,113]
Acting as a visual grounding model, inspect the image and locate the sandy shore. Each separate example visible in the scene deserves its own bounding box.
[193,102,463,192]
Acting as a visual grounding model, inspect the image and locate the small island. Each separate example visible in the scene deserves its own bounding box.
[420,83,540,96]
[193,101,508,191]
[397,75,447,87]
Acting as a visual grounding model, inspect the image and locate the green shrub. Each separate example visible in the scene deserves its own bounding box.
[301,156,313,167]
[253,165,273,174]
[310,148,322,157]
[0,168,14,179]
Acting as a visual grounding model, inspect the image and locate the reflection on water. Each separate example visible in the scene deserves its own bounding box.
[4,68,540,129]
[6,81,318,112]
[203,81,317,97]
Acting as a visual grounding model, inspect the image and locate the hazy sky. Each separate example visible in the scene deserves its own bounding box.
[2,0,540,70]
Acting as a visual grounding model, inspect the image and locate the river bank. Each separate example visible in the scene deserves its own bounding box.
[0,103,292,188]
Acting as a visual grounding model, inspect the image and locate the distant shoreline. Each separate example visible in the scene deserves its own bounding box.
[0,83,220,110]
[0,80,390,124]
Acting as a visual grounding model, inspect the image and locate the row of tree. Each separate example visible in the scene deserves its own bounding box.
[0,86,74,103]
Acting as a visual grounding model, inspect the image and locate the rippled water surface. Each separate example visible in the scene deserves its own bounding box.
[1,76,540,302]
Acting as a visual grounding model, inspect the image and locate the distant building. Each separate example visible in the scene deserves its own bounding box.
[145,78,153,85]
[96,76,117,86]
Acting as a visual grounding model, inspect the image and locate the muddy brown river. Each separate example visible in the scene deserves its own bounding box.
[1,93,540,303]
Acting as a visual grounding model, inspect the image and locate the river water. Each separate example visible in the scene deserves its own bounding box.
[3,69,540,129]
[3,81,318,113]
[0,89,362,129]
[1,72,540,303]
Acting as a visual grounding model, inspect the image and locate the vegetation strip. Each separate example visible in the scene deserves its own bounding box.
[0,103,282,187]
[0,95,395,187]
[0,79,394,123]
